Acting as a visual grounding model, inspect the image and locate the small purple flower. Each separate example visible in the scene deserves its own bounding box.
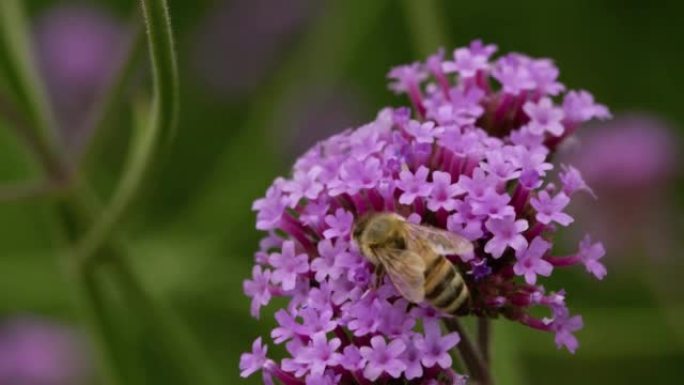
[470,189,515,219]
[397,166,433,205]
[553,314,583,354]
[401,336,424,380]
[243,266,272,318]
[359,336,406,381]
[240,337,269,377]
[253,182,287,231]
[484,216,529,258]
[283,167,324,207]
[299,307,338,336]
[514,237,553,284]
[512,146,553,177]
[442,45,490,78]
[427,171,464,211]
[447,200,485,241]
[296,333,342,377]
[300,200,330,228]
[562,90,611,124]
[414,320,460,369]
[523,97,565,136]
[339,345,364,371]
[530,191,574,226]
[311,239,350,282]
[405,120,444,144]
[577,235,607,280]
[328,157,383,196]
[481,149,522,181]
[559,165,595,197]
[271,310,297,344]
[457,168,498,201]
[529,58,565,96]
[388,63,428,94]
[269,241,309,291]
[492,53,536,94]
[322,209,354,239]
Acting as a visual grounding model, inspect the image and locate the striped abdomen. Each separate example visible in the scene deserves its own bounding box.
[424,256,469,314]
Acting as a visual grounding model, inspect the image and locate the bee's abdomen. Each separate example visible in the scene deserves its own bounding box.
[424,257,469,314]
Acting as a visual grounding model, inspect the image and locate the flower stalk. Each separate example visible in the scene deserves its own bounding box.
[445,318,493,385]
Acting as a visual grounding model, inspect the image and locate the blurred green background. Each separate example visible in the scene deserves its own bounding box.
[1,0,683,384]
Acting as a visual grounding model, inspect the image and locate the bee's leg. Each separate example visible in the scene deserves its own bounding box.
[372,265,385,288]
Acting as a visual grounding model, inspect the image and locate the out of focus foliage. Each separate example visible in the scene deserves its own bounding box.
[1,0,683,384]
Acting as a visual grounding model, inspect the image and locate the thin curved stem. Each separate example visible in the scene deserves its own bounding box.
[0,0,61,162]
[139,0,179,146]
[75,97,156,263]
[445,318,494,385]
[76,0,179,265]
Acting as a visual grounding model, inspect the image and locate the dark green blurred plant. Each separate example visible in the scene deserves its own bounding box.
[0,1,224,384]
[0,1,683,385]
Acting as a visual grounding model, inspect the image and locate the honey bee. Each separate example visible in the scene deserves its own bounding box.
[352,212,474,314]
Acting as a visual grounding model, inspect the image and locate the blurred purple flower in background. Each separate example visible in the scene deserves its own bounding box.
[278,87,365,161]
[191,0,319,98]
[570,114,678,190]
[561,114,680,258]
[33,4,127,150]
[0,316,91,385]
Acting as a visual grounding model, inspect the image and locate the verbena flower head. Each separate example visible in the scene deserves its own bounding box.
[242,40,609,384]
[0,316,92,385]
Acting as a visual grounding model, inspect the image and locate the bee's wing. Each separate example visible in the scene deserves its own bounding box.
[374,248,426,303]
[405,222,474,256]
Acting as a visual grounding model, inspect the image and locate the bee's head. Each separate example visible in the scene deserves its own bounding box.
[351,213,372,246]
[353,212,402,246]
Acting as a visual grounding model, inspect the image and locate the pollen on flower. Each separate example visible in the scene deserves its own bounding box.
[241,40,609,384]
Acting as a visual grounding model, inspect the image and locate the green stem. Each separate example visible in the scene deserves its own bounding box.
[76,0,179,263]
[445,318,494,385]
[71,265,129,385]
[478,316,491,364]
[139,0,179,146]
[75,97,157,264]
[106,252,223,385]
[55,194,128,385]
[1,1,216,384]
[0,1,68,179]
[401,0,449,56]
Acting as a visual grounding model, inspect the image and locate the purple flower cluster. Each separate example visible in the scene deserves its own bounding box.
[242,40,610,384]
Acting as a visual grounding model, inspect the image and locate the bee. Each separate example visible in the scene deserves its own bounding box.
[352,212,474,314]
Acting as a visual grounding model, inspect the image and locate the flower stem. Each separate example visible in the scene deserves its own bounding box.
[77,0,179,264]
[1,1,221,384]
[445,317,494,385]
[478,317,491,364]
[139,0,179,146]
[0,0,69,180]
